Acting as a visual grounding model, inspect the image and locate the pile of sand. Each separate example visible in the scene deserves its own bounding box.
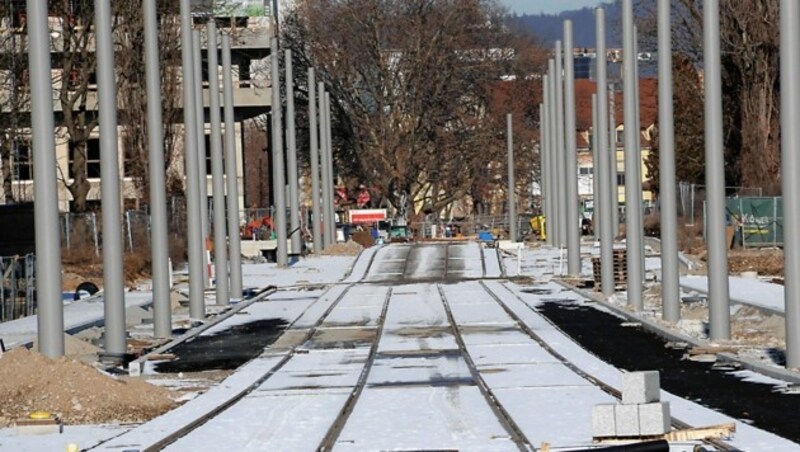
[0,348,174,427]
[321,240,364,256]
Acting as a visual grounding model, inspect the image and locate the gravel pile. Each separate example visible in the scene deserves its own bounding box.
[0,348,174,427]
[321,240,364,256]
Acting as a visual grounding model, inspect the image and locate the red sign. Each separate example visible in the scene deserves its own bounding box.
[349,209,388,224]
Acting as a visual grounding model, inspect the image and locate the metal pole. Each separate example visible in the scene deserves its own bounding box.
[144,0,172,337]
[609,82,620,235]
[180,0,205,319]
[318,83,331,248]
[308,69,322,252]
[193,29,211,288]
[542,79,553,246]
[507,114,517,242]
[555,41,568,249]
[596,7,615,298]
[781,0,800,369]
[592,93,600,239]
[271,37,288,266]
[324,93,336,244]
[285,50,301,255]
[95,0,126,357]
[207,21,229,304]
[633,26,645,281]
[658,0,680,324]
[563,21,580,275]
[547,60,559,247]
[539,101,551,245]
[623,0,644,309]
[222,34,243,300]
[704,0,731,340]
[27,0,63,358]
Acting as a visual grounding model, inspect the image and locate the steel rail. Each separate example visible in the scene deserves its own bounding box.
[91,251,380,451]
[316,288,393,451]
[436,277,535,451]
[481,281,739,452]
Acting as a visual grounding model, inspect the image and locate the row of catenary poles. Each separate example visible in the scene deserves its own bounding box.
[538,0,800,370]
[27,0,338,359]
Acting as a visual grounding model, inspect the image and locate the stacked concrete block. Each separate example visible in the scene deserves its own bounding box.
[622,371,660,404]
[592,371,671,438]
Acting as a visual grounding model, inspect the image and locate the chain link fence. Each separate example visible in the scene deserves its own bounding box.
[678,182,763,226]
[0,253,35,323]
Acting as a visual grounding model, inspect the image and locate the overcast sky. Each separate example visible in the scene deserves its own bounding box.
[500,0,603,15]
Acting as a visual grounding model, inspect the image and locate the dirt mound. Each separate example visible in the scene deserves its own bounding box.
[320,240,364,256]
[0,348,174,427]
[728,248,783,276]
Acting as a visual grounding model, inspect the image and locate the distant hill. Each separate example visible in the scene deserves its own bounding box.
[511,2,623,49]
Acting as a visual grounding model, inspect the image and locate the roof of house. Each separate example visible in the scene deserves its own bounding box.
[573,78,657,150]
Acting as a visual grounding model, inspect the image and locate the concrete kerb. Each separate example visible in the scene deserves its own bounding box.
[678,282,785,318]
[129,286,278,374]
[554,279,800,385]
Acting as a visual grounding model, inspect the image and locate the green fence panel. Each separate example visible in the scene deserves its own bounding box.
[727,197,782,247]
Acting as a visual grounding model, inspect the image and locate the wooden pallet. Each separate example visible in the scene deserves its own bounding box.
[594,422,736,445]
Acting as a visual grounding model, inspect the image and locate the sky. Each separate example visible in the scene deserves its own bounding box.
[500,0,603,16]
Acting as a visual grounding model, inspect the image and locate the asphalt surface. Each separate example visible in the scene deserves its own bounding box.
[538,299,800,444]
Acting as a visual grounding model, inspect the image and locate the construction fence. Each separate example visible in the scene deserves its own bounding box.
[0,253,35,323]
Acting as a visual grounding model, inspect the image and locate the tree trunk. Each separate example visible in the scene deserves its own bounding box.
[1,139,14,203]
[68,140,91,212]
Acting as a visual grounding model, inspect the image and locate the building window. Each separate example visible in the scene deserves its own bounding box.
[617,173,625,186]
[202,134,215,176]
[579,167,593,176]
[13,141,33,181]
[68,138,101,179]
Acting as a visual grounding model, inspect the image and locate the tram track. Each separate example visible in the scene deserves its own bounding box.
[91,243,747,451]
[92,249,385,451]
[437,275,535,450]
[478,280,739,452]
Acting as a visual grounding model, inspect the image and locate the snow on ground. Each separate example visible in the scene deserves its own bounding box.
[2,241,799,451]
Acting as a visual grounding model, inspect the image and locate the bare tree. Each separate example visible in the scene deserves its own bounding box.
[283,0,543,220]
[638,0,779,194]
[114,2,185,205]
[0,1,31,204]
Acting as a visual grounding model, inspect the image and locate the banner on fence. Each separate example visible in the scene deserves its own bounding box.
[726,197,782,247]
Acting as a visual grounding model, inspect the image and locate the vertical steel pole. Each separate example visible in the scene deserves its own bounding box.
[658,0,680,324]
[27,0,64,357]
[222,35,243,300]
[563,21,580,275]
[596,7,615,298]
[324,93,336,243]
[542,77,554,246]
[539,101,551,245]
[308,69,322,252]
[271,37,289,266]
[180,0,205,319]
[95,0,126,356]
[318,83,331,248]
[547,61,559,247]
[193,29,211,288]
[285,50,301,254]
[592,93,600,238]
[145,0,172,336]
[609,82,620,235]
[207,21,229,304]
[781,0,800,369]
[704,0,731,340]
[633,26,645,281]
[623,0,644,309]
[555,41,567,249]
[507,114,517,242]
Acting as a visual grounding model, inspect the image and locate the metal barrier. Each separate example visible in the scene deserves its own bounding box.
[0,253,35,324]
